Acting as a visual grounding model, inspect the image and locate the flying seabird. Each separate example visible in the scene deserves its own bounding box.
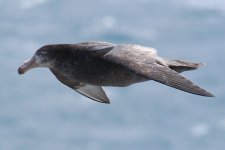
[18,41,214,103]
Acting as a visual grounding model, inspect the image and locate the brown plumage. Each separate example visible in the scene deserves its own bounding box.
[18,41,214,103]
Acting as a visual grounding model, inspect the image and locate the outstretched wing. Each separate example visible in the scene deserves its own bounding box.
[50,69,110,104]
[104,44,214,97]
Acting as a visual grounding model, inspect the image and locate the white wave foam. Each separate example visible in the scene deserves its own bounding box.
[218,118,225,130]
[20,0,47,9]
[190,123,210,137]
[102,16,116,29]
[185,0,225,13]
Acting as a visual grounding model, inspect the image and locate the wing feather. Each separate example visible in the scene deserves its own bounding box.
[50,69,110,103]
[104,45,214,97]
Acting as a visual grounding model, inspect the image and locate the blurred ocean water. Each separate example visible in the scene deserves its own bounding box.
[0,0,225,150]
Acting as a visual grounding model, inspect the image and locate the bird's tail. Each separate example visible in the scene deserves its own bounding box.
[164,59,204,73]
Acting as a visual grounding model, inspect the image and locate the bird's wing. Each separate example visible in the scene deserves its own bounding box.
[75,85,110,104]
[104,44,214,97]
[77,41,115,48]
[75,41,116,56]
[50,69,110,104]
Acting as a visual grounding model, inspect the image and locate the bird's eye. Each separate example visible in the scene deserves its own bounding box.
[36,50,47,55]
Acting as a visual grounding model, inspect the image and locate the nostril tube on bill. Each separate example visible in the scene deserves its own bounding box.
[18,56,38,75]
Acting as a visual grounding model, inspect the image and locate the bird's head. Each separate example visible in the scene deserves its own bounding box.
[18,45,55,74]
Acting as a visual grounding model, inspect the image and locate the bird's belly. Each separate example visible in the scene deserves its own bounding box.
[85,71,148,86]
[94,70,148,87]
[69,62,148,87]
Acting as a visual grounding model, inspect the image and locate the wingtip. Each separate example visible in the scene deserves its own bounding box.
[195,89,215,98]
[204,92,215,98]
[97,99,111,104]
[95,93,111,104]
[103,97,111,104]
[105,100,111,104]
[91,95,111,104]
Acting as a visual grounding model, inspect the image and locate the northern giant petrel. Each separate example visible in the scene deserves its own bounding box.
[18,41,214,103]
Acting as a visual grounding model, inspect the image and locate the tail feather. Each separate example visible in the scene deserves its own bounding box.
[164,59,204,73]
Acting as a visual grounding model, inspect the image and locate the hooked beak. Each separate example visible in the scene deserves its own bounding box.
[18,56,39,74]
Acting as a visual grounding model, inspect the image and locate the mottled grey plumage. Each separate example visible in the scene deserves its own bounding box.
[18,41,214,103]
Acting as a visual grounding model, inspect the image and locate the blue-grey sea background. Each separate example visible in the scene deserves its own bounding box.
[1,0,225,150]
